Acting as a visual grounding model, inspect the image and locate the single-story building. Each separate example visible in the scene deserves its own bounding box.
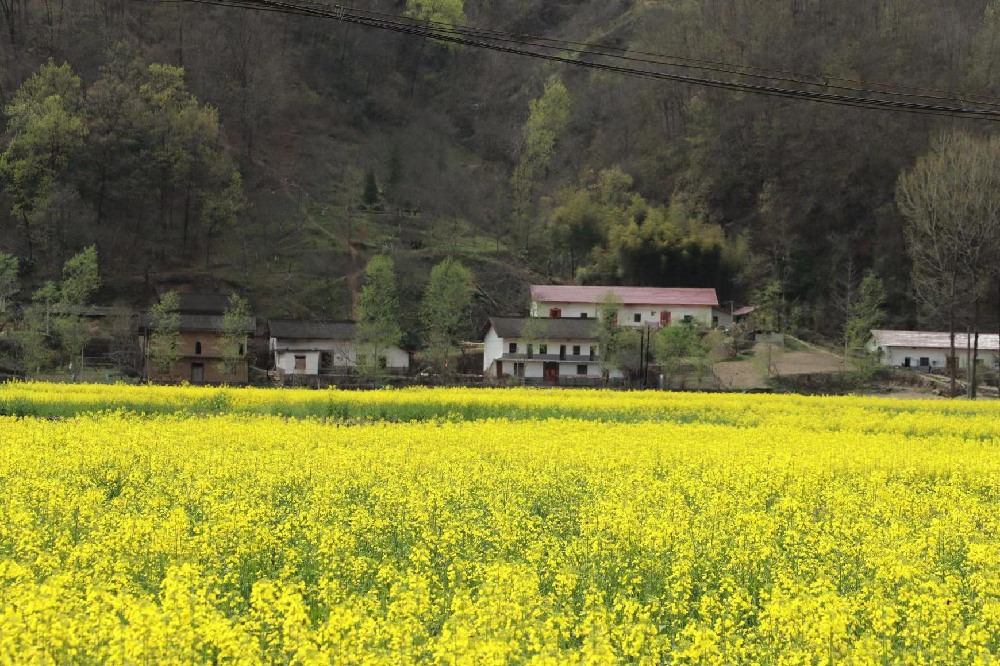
[269,320,409,375]
[529,285,719,327]
[869,329,1000,371]
[482,316,623,381]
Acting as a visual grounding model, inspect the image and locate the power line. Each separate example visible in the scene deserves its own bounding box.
[156,0,1000,121]
[327,1,1000,108]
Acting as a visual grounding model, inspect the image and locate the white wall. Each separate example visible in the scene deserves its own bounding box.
[271,337,409,373]
[712,309,733,329]
[483,326,623,379]
[878,346,1000,369]
[275,350,321,375]
[483,328,504,373]
[531,300,713,326]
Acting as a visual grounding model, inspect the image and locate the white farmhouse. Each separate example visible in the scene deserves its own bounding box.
[529,285,720,327]
[269,320,410,375]
[482,317,618,382]
[869,329,1000,371]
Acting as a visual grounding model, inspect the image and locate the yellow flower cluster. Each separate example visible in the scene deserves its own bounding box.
[1,384,1000,663]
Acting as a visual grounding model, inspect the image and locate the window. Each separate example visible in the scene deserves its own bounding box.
[633,313,641,323]
[577,364,588,376]
[683,315,694,324]
[549,308,562,318]
[509,342,517,354]
[572,345,581,356]
[194,341,202,355]
[920,357,930,367]
[580,313,588,319]
[590,346,596,360]
[539,344,547,355]
[527,344,534,358]
[238,343,244,356]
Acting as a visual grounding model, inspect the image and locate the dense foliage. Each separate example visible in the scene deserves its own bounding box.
[3,383,1000,662]
[3,0,1000,336]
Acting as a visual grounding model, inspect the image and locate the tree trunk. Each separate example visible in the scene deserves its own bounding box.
[971,293,980,400]
[20,211,34,262]
[409,34,427,99]
[949,272,957,397]
[182,185,191,246]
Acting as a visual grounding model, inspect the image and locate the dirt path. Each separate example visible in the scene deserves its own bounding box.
[712,343,847,390]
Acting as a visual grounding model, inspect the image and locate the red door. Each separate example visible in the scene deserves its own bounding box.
[660,311,671,326]
[543,362,559,383]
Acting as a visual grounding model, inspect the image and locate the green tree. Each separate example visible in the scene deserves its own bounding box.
[140,63,227,246]
[546,190,605,277]
[405,0,464,24]
[511,76,571,248]
[32,281,59,336]
[201,170,247,264]
[844,270,887,379]
[593,292,630,383]
[147,291,182,376]
[655,321,709,389]
[0,60,87,261]
[421,257,474,373]
[217,293,251,378]
[54,245,100,379]
[59,245,100,307]
[750,279,784,380]
[361,168,379,208]
[12,307,51,378]
[355,255,402,378]
[0,251,18,330]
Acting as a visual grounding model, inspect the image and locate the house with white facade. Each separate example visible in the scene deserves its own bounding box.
[482,317,617,382]
[869,329,1000,371]
[269,320,409,375]
[529,285,719,327]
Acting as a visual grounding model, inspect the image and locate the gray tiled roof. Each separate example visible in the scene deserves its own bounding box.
[138,313,255,333]
[269,320,357,340]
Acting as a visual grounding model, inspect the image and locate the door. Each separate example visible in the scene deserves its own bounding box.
[660,311,671,326]
[543,362,559,383]
[294,355,307,374]
[496,361,503,378]
[191,363,204,383]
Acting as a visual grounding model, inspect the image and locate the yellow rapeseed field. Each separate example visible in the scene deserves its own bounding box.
[2,383,1000,664]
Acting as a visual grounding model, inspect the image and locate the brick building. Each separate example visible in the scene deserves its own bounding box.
[139,293,255,384]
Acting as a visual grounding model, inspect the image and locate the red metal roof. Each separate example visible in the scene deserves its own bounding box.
[531,285,719,307]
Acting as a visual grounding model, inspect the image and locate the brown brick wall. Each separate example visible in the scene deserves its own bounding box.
[144,331,249,384]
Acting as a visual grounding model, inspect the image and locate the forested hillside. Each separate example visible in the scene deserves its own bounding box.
[2,0,1000,340]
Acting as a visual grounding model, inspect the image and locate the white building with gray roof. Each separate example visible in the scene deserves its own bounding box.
[269,320,410,375]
